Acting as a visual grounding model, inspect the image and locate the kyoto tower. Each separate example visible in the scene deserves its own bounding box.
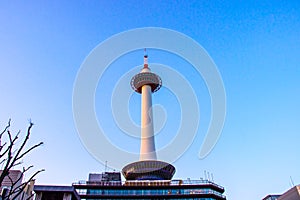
[122,51,176,180]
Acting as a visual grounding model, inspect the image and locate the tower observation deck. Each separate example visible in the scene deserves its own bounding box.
[122,52,176,181]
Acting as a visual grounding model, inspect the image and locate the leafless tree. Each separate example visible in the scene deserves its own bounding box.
[0,119,44,200]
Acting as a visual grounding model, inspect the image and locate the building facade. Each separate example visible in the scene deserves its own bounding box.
[262,185,300,200]
[0,170,34,200]
[73,172,226,200]
[34,186,80,200]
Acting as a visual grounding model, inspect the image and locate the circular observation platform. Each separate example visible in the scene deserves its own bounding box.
[131,72,162,93]
[122,160,176,180]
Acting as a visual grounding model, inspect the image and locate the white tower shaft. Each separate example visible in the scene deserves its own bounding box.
[140,84,157,160]
[123,52,176,181]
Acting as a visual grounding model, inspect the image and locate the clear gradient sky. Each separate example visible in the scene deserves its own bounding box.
[0,1,300,199]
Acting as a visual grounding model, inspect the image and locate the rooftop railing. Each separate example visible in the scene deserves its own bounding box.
[73,179,224,190]
[75,186,226,199]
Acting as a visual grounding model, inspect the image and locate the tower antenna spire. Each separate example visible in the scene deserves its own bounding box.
[143,48,148,68]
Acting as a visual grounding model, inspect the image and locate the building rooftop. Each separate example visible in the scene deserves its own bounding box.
[72,178,226,199]
[262,185,300,200]
[34,185,81,200]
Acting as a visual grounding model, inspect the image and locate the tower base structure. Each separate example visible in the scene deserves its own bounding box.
[122,160,176,180]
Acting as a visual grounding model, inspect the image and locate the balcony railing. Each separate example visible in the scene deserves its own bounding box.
[73,179,224,190]
[75,186,226,199]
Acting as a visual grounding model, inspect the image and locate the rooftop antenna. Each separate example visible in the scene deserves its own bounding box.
[290,176,295,187]
[204,170,207,180]
[105,161,108,172]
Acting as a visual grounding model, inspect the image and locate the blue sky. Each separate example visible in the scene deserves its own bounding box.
[0,1,299,199]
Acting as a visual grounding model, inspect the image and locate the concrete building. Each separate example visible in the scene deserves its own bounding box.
[0,170,23,190]
[34,186,80,200]
[278,185,300,200]
[263,185,300,200]
[0,170,34,200]
[74,173,226,199]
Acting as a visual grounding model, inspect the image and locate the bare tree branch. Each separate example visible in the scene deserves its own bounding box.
[15,142,44,163]
[0,119,11,138]
[0,120,44,200]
